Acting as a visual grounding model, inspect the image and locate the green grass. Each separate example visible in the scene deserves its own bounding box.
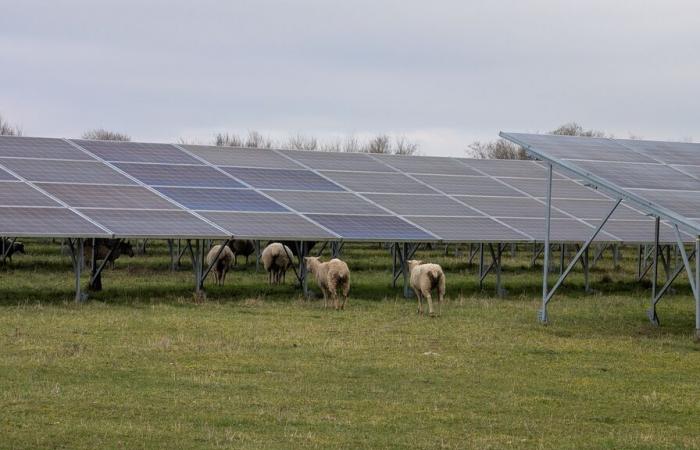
[1,240,699,449]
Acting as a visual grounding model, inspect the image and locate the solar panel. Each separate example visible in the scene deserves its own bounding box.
[0,182,61,207]
[0,206,109,237]
[0,159,137,185]
[221,167,344,191]
[364,193,478,216]
[502,218,618,242]
[73,140,200,164]
[458,159,561,179]
[281,150,394,172]
[37,183,178,210]
[185,145,303,169]
[626,189,700,216]
[406,216,529,242]
[550,199,646,220]
[0,136,94,160]
[322,171,437,194]
[574,160,700,191]
[616,139,700,166]
[586,219,690,244]
[454,196,567,218]
[372,154,481,176]
[154,187,289,212]
[671,164,700,181]
[264,191,385,215]
[0,167,17,181]
[114,163,244,188]
[77,208,227,238]
[306,214,437,241]
[200,212,337,240]
[504,178,605,199]
[416,174,525,197]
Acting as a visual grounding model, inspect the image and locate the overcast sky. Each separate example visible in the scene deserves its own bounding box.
[1,0,698,156]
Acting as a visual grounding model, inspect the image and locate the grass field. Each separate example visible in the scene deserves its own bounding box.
[1,240,700,449]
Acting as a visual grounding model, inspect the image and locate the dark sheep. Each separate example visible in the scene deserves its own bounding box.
[228,239,256,266]
[83,239,134,268]
[1,238,25,263]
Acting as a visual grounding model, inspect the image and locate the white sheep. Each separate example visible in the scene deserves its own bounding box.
[261,243,293,285]
[408,259,446,316]
[304,256,351,310]
[206,244,234,286]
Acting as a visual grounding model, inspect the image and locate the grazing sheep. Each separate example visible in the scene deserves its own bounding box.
[83,239,134,268]
[206,244,234,286]
[1,238,25,263]
[228,239,256,266]
[408,260,446,316]
[304,256,351,310]
[277,240,317,257]
[261,243,293,285]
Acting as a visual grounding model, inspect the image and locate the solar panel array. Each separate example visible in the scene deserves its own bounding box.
[501,133,700,239]
[0,135,691,243]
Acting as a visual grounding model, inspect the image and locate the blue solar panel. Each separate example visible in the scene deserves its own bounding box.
[221,167,345,191]
[0,136,95,160]
[306,214,437,241]
[155,187,289,212]
[73,140,200,164]
[115,163,245,188]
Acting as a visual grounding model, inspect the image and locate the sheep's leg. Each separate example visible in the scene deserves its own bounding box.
[414,288,423,314]
[438,276,445,316]
[425,290,435,316]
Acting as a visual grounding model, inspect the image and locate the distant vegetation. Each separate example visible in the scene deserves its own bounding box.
[0,114,22,136]
[81,129,131,141]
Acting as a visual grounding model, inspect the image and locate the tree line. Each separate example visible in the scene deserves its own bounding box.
[1,113,649,159]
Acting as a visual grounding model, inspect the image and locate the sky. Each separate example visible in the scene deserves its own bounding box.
[1,0,699,157]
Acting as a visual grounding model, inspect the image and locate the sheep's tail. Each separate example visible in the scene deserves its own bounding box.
[428,267,443,288]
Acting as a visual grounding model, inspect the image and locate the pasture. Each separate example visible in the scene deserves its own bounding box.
[1,240,700,449]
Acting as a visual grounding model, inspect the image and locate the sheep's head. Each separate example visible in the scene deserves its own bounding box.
[304,256,321,272]
[407,259,423,273]
[13,242,25,254]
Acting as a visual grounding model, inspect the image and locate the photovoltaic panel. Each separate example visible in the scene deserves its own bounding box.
[0,136,94,160]
[406,216,529,242]
[78,209,227,238]
[221,167,344,191]
[459,159,563,179]
[321,171,436,194]
[73,140,200,164]
[550,199,645,220]
[502,132,657,163]
[372,154,481,176]
[616,139,700,166]
[0,167,17,181]
[306,214,437,241]
[37,183,178,210]
[0,159,137,185]
[626,189,700,216]
[416,174,525,197]
[0,206,109,237]
[0,182,61,207]
[586,219,690,244]
[185,145,302,169]
[672,165,700,181]
[502,218,618,242]
[364,193,478,217]
[200,212,337,240]
[115,163,245,188]
[264,191,385,215]
[574,160,700,191]
[281,150,395,172]
[504,178,605,199]
[154,187,289,212]
[453,196,567,218]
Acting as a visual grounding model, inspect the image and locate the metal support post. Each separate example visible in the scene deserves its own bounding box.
[695,238,700,340]
[193,240,205,298]
[478,243,484,289]
[199,239,232,287]
[67,238,86,303]
[254,240,261,272]
[540,164,553,323]
[559,243,565,276]
[331,241,343,258]
[88,238,121,291]
[401,242,411,298]
[649,217,661,324]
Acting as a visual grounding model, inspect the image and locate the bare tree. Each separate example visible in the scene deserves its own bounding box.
[286,134,318,151]
[342,135,361,153]
[214,132,243,147]
[469,139,528,160]
[551,122,606,137]
[364,134,392,154]
[394,136,419,156]
[244,131,274,149]
[0,114,22,136]
[82,129,131,141]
